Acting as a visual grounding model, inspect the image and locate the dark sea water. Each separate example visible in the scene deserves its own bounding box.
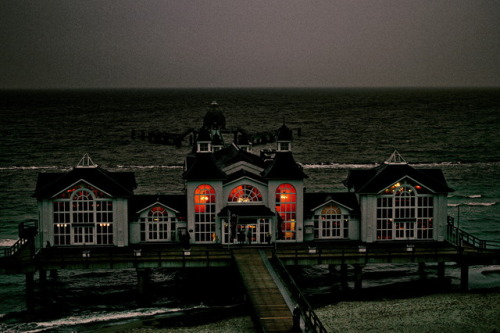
[1,88,499,332]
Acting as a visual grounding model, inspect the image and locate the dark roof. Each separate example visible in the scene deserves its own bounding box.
[225,169,266,184]
[182,153,226,180]
[262,152,308,180]
[214,144,267,169]
[218,205,276,217]
[197,127,212,141]
[277,123,293,141]
[344,163,453,194]
[211,133,224,145]
[33,167,136,199]
[304,192,359,215]
[129,194,187,217]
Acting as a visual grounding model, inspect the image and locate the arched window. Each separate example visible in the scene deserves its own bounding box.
[376,182,433,240]
[53,183,113,245]
[194,185,216,242]
[228,185,262,203]
[313,205,348,239]
[275,184,297,240]
[140,206,176,242]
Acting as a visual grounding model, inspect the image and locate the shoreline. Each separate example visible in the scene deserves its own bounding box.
[83,288,500,333]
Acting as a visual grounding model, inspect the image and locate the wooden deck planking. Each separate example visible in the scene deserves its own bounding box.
[233,250,295,333]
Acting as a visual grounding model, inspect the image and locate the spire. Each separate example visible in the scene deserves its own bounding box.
[385,150,407,164]
[76,153,98,168]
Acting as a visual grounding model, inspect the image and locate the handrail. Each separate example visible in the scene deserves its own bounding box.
[0,238,27,257]
[447,218,500,250]
[271,251,328,333]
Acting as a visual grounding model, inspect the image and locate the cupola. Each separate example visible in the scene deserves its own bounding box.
[276,123,293,152]
[196,127,212,153]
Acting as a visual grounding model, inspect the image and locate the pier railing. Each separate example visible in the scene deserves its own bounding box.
[0,238,28,257]
[447,218,500,250]
[271,251,328,333]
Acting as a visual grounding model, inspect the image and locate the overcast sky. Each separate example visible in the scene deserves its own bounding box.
[1,0,499,89]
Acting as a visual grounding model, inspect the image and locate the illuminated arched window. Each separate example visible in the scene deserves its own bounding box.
[313,205,348,239]
[377,181,433,240]
[228,185,262,203]
[194,185,216,242]
[275,184,297,240]
[53,183,113,245]
[140,206,176,242]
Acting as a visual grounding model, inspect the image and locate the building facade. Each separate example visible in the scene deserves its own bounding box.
[33,107,452,249]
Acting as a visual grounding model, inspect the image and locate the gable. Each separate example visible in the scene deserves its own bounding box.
[33,167,136,199]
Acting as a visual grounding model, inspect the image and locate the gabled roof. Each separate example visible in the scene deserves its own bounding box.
[262,151,308,180]
[214,144,266,170]
[218,205,276,217]
[304,192,359,215]
[344,163,453,194]
[225,169,266,184]
[33,167,137,199]
[182,153,226,180]
[129,194,187,217]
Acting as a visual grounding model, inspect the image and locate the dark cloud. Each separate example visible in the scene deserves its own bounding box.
[1,0,499,89]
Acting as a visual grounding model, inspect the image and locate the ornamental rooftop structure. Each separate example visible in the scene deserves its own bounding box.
[33,108,453,249]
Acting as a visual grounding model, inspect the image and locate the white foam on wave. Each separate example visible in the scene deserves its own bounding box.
[303,163,378,169]
[448,202,496,207]
[23,305,207,333]
[465,202,496,206]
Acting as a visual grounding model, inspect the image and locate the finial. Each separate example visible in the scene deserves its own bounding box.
[385,150,407,164]
[76,153,98,168]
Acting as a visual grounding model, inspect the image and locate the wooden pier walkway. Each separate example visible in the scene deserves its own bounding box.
[232,249,296,333]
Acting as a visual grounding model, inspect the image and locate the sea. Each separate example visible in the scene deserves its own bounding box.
[0,88,499,332]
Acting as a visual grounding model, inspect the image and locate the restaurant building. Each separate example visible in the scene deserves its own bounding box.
[33,106,452,248]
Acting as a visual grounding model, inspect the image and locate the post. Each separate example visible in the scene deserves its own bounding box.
[353,264,363,291]
[136,268,152,304]
[437,262,446,280]
[340,264,349,290]
[418,262,426,280]
[25,272,35,310]
[460,263,469,291]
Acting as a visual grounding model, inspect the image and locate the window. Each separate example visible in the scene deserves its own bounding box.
[276,184,296,240]
[194,185,216,242]
[140,206,176,242]
[278,142,290,151]
[376,181,433,240]
[228,185,263,203]
[52,183,113,245]
[314,205,349,239]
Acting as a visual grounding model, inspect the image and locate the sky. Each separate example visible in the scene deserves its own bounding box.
[1,0,499,89]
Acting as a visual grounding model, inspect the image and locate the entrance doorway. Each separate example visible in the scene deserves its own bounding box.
[222,218,271,245]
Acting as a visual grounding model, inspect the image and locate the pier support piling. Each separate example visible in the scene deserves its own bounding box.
[353,264,363,291]
[136,268,152,304]
[437,262,446,280]
[460,264,469,291]
[340,264,349,290]
[25,272,35,310]
[418,262,427,280]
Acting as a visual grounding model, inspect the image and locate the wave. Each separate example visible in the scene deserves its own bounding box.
[21,305,207,333]
[449,194,483,199]
[2,161,499,172]
[448,202,496,207]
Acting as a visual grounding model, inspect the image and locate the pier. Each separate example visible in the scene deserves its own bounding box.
[1,223,499,333]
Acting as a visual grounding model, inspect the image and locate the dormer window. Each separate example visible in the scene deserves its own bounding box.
[198,142,211,152]
[278,142,290,151]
